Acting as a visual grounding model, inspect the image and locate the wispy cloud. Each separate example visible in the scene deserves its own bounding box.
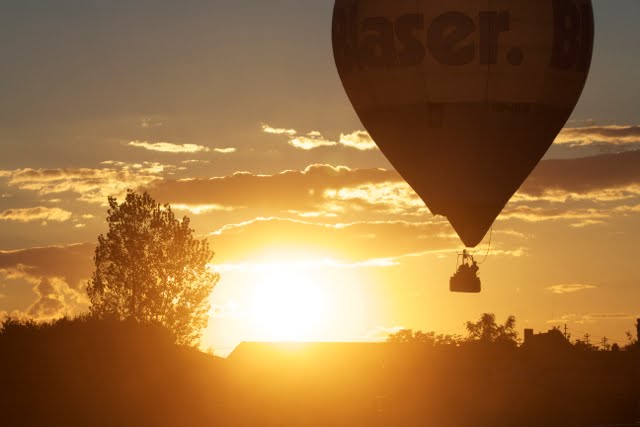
[27,277,87,321]
[339,131,377,151]
[546,284,597,294]
[140,118,163,129]
[214,147,237,154]
[521,150,640,199]
[0,207,72,223]
[146,164,397,209]
[261,124,297,136]
[0,243,95,322]
[0,163,164,204]
[0,243,95,289]
[129,140,210,153]
[172,204,234,214]
[262,124,378,151]
[556,125,640,146]
[547,312,638,326]
[289,134,338,150]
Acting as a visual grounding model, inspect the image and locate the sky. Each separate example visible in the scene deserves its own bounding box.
[1,1,639,355]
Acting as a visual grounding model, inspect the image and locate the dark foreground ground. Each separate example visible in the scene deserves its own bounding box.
[1,320,638,427]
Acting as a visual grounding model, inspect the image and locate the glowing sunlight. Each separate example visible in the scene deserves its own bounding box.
[250,269,328,342]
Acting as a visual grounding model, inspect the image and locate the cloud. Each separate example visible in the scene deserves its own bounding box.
[26,277,87,321]
[172,204,233,214]
[140,118,163,129]
[520,150,640,199]
[0,207,72,223]
[146,164,402,213]
[500,204,640,226]
[182,160,211,165]
[546,284,597,294]
[339,131,378,151]
[289,134,338,150]
[0,163,163,204]
[214,148,237,154]
[261,124,297,136]
[323,181,426,216]
[129,140,210,153]
[556,125,640,146]
[0,243,94,322]
[262,124,377,151]
[0,243,95,290]
[547,313,638,326]
[145,154,640,227]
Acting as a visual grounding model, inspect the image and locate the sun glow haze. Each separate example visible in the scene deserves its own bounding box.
[250,269,328,342]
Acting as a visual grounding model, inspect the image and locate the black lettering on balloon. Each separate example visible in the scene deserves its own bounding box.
[551,0,580,69]
[395,14,426,67]
[428,12,476,66]
[479,11,510,65]
[576,3,594,72]
[359,17,397,68]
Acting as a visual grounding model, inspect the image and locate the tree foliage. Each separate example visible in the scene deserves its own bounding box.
[386,329,463,346]
[87,190,219,346]
[465,313,518,345]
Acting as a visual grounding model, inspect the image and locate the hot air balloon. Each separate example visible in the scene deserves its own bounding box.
[332,0,594,251]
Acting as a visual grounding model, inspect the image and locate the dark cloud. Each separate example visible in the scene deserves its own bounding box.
[27,278,70,320]
[0,243,95,289]
[146,164,400,210]
[521,150,640,197]
[557,125,640,146]
[146,152,640,227]
[1,164,164,203]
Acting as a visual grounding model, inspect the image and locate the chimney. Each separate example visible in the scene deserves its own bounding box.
[524,329,534,344]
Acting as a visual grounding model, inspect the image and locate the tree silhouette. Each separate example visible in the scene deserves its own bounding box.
[87,190,219,346]
[465,313,518,345]
[387,329,435,345]
[387,329,463,346]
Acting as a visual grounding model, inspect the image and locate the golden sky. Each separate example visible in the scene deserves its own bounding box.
[1,1,639,355]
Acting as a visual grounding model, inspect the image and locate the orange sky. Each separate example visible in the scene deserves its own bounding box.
[1,1,639,355]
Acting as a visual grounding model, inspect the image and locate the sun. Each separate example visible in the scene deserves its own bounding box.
[250,269,328,342]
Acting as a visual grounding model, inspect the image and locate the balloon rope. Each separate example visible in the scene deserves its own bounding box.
[476,226,493,265]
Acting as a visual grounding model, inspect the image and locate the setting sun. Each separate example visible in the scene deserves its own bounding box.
[250,270,328,342]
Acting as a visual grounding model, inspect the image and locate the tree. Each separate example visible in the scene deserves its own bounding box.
[387,329,435,345]
[465,313,518,345]
[87,190,219,346]
[387,329,463,347]
[624,330,638,351]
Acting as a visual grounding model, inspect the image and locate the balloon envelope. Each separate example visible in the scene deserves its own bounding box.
[333,0,594,247]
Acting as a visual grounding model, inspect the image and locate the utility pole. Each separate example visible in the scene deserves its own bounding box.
[584,333,591,346]
[563,324,569,339]
[600,337,609,351]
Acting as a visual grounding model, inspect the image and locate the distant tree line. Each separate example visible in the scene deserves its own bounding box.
[387,313,640,352]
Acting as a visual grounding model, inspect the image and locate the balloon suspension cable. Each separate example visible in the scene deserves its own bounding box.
[476,226,493,265]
